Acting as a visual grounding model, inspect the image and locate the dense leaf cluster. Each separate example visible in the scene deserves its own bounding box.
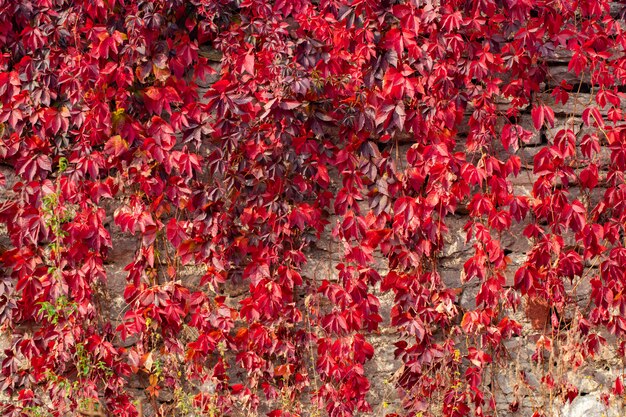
[1,0,626,416]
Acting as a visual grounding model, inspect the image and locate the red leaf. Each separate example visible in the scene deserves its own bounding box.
[579,164,599,189]
[244,262,270,286]
[531,105,554,130]
[242,50,255,75]
[104,135,128,157]
[614,377,624,395]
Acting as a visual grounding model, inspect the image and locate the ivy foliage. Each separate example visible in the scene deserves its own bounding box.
[1,1,626,417]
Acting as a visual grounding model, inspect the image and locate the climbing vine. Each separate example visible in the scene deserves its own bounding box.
[1,1,626,417]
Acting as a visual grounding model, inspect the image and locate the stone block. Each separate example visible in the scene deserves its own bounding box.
[559,393,622,417]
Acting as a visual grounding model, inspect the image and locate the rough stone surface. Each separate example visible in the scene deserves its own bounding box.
[560,394,621,417]
[3,32,626,417]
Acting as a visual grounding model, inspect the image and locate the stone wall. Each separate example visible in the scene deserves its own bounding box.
[293,44,626,416]
[1,22,625,417]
